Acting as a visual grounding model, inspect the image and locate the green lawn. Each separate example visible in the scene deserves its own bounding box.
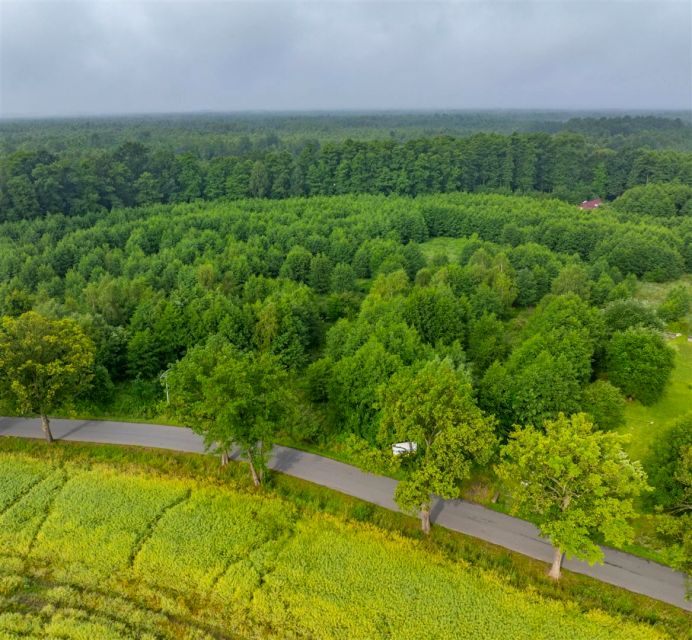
[619,335,692,464]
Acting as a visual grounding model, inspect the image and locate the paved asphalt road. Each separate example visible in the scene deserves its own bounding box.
[1,415,689,611]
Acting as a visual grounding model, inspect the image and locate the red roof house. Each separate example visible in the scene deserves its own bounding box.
[580,198,602,210]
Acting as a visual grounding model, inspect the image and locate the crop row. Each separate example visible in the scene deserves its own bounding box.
[0,456,46,514]
[0,567,212,640]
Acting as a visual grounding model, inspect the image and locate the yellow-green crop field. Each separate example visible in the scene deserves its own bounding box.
[0,452,678,640]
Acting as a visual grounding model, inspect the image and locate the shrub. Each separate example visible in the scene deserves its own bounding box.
[606,328,675,405]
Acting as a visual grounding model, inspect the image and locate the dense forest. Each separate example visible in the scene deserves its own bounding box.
[2,129,692,223]
[1,188,689,418]
[2,112,690,152]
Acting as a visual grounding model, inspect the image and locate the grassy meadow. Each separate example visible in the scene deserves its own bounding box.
[620,276,692,462]
[619,335,692,463]
[635,275,692,333]
[0,441,689,640]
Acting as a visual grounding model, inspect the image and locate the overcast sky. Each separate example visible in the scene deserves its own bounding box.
[0,0,690,117]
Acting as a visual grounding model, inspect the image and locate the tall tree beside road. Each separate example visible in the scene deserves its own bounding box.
[0,311,95,442]
[496,413,649,580]
[379,358,497,534]
[167,335,295,486]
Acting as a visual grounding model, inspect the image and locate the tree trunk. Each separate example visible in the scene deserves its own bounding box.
[420,506,431,535]
[220,451,229,466]
[548,546,564,580]
[40,414,53,443]
[248,458,261,487]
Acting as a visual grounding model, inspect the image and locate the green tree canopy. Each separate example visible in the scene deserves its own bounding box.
[580,380,626,431]
[378,358,497,533]
[308,253,333,294]
[403,285,466,346]
[496,413,648,580]
[613,183,679,217]
[603,299,663,335]
[0,311,95,442]
[658,284,690,323]
[645,413,692,511]
[645,414,692,593]
[167,335,295,485]
[551,263,592,300]
[479,326,588,431]
[279,245,313,283]
[606,327,675,405]
[466,312,507,377]
[329,262,357,294]
[329,337,404,442]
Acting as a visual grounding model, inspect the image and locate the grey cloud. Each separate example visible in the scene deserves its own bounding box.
[1,0,690,116]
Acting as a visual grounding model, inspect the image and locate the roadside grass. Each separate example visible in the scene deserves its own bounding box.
[0,437,689,639]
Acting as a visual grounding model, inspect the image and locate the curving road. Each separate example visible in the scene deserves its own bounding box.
[0,415,689,611]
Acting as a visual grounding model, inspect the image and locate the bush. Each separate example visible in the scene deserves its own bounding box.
[645,413,692,510]
[606,328,675,405]
[603,299,662,334]
[581,380,626,431]
[658,285,690,323]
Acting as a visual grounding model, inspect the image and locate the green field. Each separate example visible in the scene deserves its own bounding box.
[0,447,686,640]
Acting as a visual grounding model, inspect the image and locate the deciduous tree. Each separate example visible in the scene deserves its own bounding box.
[496,413,648,580]
[606,327,675,404]
[646,413,692,511]
[0,311,95,442]
[658,285,690,323]
[603,299,662,335]
[580,380,626,431]
[379,359,497,533]
[167,336,295,486]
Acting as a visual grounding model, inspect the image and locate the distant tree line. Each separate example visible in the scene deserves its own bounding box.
[2,112,689,154]
[2,132,691,222]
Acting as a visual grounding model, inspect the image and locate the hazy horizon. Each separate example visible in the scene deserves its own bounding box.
[1,1,690,118]
[2,107,691,123]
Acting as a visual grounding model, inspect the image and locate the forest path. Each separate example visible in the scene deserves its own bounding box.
[1,415,689,611]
